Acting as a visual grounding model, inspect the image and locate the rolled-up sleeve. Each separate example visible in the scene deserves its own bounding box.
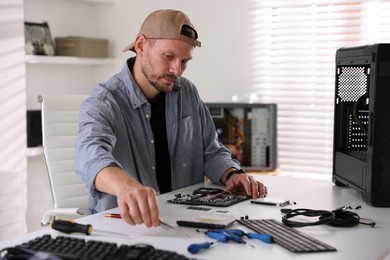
[75,91,121,199]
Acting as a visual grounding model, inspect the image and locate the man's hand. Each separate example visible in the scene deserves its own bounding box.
[95,166,160,228]
[116,184,160,228]
[223,170,267,199]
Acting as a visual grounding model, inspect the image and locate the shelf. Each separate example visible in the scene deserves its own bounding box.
[25,55,115,66]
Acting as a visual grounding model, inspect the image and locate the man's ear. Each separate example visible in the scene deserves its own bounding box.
[134,34,146,55]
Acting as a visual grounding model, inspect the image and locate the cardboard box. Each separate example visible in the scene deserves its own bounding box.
[55,37,109,58]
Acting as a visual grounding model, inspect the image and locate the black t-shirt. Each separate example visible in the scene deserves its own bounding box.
[149,93,172,194]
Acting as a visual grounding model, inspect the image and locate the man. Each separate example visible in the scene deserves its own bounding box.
[75,9,267,228]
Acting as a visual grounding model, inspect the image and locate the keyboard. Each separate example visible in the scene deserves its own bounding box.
[0,234,194,260]
[237,219,337,253]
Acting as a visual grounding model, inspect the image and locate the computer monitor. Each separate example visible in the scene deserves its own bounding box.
[332,43,390,207]
[206,102,278,172]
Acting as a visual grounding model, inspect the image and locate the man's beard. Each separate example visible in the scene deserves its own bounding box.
[143,69,178,93]
[142,52,179,93]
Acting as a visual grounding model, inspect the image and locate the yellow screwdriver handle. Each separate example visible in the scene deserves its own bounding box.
[51,219,92,235]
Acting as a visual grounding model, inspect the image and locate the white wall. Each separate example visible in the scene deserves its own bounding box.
[95,0,250,102]
[0,0,28,240]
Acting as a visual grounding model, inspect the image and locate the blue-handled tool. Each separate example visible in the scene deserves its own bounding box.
[219,230,246,244]
[224,229,273,243]
[206,231,229,242]
[201,228,273,244]
[188,230,229,254]
[188,241,222,254]
[201,229,245,244]
[246,232,273,243]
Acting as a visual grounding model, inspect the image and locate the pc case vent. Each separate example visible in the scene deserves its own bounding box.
[337,66,368,102]
[348,111,368,150]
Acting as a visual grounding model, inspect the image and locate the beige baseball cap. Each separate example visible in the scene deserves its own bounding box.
[123,9,201,52]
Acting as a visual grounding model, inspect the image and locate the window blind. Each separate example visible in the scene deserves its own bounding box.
[249,0,390,175]
[0,0,27,240]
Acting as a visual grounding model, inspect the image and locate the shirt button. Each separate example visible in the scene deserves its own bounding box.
[152,166,155,170]
[145,114,150,118]
[151,139,154,144]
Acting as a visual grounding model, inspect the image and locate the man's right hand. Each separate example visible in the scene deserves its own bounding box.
[95,166,160,228]
[116,183,160,227]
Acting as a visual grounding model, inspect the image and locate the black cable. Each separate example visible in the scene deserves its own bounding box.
[282,208,335,227]
[281,207,368,228]
[324,209,360,227]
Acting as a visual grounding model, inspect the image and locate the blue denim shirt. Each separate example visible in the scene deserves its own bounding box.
[75,58,240,213]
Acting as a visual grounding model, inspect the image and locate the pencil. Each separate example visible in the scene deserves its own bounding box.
[103,213,122,218]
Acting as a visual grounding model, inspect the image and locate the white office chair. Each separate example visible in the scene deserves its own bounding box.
[39,94,90,226]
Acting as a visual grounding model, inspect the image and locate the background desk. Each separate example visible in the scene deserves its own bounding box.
[1,174,390,260]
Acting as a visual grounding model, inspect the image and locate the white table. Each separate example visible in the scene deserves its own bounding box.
[1,174,390,260]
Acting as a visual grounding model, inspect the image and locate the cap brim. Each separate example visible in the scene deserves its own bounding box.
[122,42,136,52]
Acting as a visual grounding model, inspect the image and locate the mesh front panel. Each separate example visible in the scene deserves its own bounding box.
[337,65,370,153]
[337,66,368,102]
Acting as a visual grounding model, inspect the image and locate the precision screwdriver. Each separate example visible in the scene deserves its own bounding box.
[187,240,224,254]
[224,229,273,243]
[197,228,273,244]
[51,219,129,238]
[188,231,229,254]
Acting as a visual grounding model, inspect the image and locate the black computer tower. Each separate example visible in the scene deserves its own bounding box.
[332,44,390,207]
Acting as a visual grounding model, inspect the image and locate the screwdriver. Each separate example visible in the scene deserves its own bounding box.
[187,241,224,254]
[224,229,273,243]
[196,229,243,243]
[51,219,129,238]
[198,228,273,244]
[204,231,230,243]
[187,231,228,254]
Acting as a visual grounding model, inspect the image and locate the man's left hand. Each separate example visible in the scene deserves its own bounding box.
[225,173,267,199]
